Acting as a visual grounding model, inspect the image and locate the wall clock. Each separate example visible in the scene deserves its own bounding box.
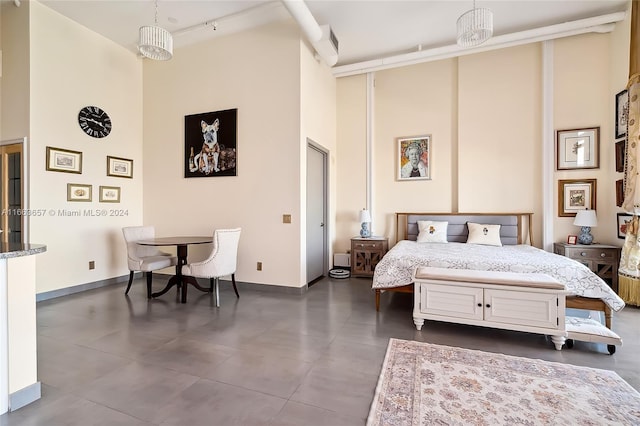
[78,106,112,138]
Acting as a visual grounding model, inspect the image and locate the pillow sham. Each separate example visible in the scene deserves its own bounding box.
[466,222,502,246]
[416,220,448,243]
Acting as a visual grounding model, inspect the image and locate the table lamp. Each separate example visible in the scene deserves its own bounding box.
[360,209,371,238]
[574,209,597,245]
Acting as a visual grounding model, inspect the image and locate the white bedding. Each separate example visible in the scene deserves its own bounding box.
[372,241,625,312]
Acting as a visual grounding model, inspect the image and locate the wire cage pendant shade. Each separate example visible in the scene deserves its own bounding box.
[456,1,493,47]
[138,0,173,60]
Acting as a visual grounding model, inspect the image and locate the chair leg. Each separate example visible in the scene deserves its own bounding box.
[210,278,214,292]
[146,272,153,299]
[231,273,239,298]
[215,277,220,307]
[125,271,134,295]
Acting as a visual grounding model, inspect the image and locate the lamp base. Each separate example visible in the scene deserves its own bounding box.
[577,226,593,245]
[360,222,371,238]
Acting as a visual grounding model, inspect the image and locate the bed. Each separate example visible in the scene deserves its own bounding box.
[372,213,626,329]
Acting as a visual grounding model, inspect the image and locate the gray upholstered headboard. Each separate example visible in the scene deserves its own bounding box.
[398,213,533,246]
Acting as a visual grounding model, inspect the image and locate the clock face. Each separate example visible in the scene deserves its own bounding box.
[78,106,112,138]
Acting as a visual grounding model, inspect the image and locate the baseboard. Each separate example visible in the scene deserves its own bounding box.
[36,274,135,302]
[36,273,310,302]
[9,381,41,411]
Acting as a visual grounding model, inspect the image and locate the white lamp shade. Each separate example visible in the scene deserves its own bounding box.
[574,210,598,227]
[456,7,493,47]
[359,209,371,223]
[139,25,173,60]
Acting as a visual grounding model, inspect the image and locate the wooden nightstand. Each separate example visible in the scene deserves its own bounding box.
[553,243,621,293]
[351,237,388,278]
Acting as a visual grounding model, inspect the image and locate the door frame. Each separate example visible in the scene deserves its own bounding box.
[0,138,28,243]
[306,139,329,282]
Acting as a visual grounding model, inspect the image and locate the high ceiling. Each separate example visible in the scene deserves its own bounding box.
[37,0,629,68]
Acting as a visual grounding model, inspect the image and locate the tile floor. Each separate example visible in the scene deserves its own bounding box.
[1,276,639,425]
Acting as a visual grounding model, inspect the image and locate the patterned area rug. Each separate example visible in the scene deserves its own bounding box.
[367,339,640,426]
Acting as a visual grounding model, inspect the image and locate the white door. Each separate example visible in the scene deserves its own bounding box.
[306,142,327,284]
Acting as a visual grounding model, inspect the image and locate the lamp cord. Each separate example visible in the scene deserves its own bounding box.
[154,0,159,25]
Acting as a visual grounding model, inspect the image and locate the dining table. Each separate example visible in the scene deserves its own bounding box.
[137,236,213,303]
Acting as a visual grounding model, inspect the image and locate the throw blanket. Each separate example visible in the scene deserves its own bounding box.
[372,241,625,312]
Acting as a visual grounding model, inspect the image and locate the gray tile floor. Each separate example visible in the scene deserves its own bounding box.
[1,276,639,425]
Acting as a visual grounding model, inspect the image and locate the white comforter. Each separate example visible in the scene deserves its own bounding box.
[372,241,625,312]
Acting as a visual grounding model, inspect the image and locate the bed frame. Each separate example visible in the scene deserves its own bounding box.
[375,212,613,329]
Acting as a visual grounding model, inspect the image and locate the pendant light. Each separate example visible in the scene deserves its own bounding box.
[456,0,494,48]
[138,0,173,60]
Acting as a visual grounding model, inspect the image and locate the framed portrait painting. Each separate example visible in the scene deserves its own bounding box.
[617,213,633,239]
[616,89,628,139]
[185,108,237,178]
[558,179,596,217]
[397,135,431,181]
[556,127,599,170]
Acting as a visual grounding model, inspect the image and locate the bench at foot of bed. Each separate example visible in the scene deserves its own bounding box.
[412,267,569,350]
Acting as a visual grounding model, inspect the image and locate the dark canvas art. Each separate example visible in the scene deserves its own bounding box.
[185,108,237,178]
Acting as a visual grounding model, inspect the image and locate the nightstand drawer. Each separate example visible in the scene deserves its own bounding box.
[352,241,384,250]
[562,247,617,261]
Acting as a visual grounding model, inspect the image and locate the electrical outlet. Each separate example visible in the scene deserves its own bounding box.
[257,261,262,271]
[283,214,292,224]
[89,261,95,270]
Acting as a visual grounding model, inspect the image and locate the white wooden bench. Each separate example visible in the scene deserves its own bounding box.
[413,267,569,350]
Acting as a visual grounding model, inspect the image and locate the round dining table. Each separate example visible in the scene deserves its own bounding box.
[137,236,212,303]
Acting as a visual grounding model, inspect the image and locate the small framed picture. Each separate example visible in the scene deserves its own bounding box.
[558,179,596,217]
[615,89,628,139]
[617,212,633,239]
[616,179,624,207]
[397,135,431,181]
[556,127,600,170]
[615,140,625,173]
[46,146,82,174]
[567,235,577,245]
[67,183,92,202]
[99,186,120,203]
[107,156,133,179]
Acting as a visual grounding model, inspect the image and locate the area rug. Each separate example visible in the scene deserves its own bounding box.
[367,339,640,426]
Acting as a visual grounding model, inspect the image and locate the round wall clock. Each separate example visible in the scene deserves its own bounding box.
[78,106,112,138]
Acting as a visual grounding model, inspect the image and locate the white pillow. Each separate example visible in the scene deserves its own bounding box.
[466,222,502,246]
[416,221,448,243]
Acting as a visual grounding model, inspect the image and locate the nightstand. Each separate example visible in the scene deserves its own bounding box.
[553,243,621,293]
[351,237,388,278]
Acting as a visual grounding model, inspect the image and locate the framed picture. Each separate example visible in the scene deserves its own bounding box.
[617,213,633,239]
[107,156,133,179]
[556,127,599,170]
[616,179,624,207]
[615,140,625,173]
[397,135,431,181]
[567,235,577,245]
[99,186,120,203]
[185,108,237,178]
[67,183,92,202]
[46,146,82,174]
[558,179,596,217]
[615,89,629,139]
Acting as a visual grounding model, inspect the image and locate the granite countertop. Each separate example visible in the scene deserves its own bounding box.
[0,243,46,259]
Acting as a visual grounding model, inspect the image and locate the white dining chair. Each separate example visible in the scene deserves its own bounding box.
[122,226,178,298]
[182,228,241,307]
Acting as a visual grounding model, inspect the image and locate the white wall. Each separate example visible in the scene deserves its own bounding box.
[1,0,30,141]
[142,20,306,288]
[300,39,337,283]
[29,1,143,293]
[336,28,626,249]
